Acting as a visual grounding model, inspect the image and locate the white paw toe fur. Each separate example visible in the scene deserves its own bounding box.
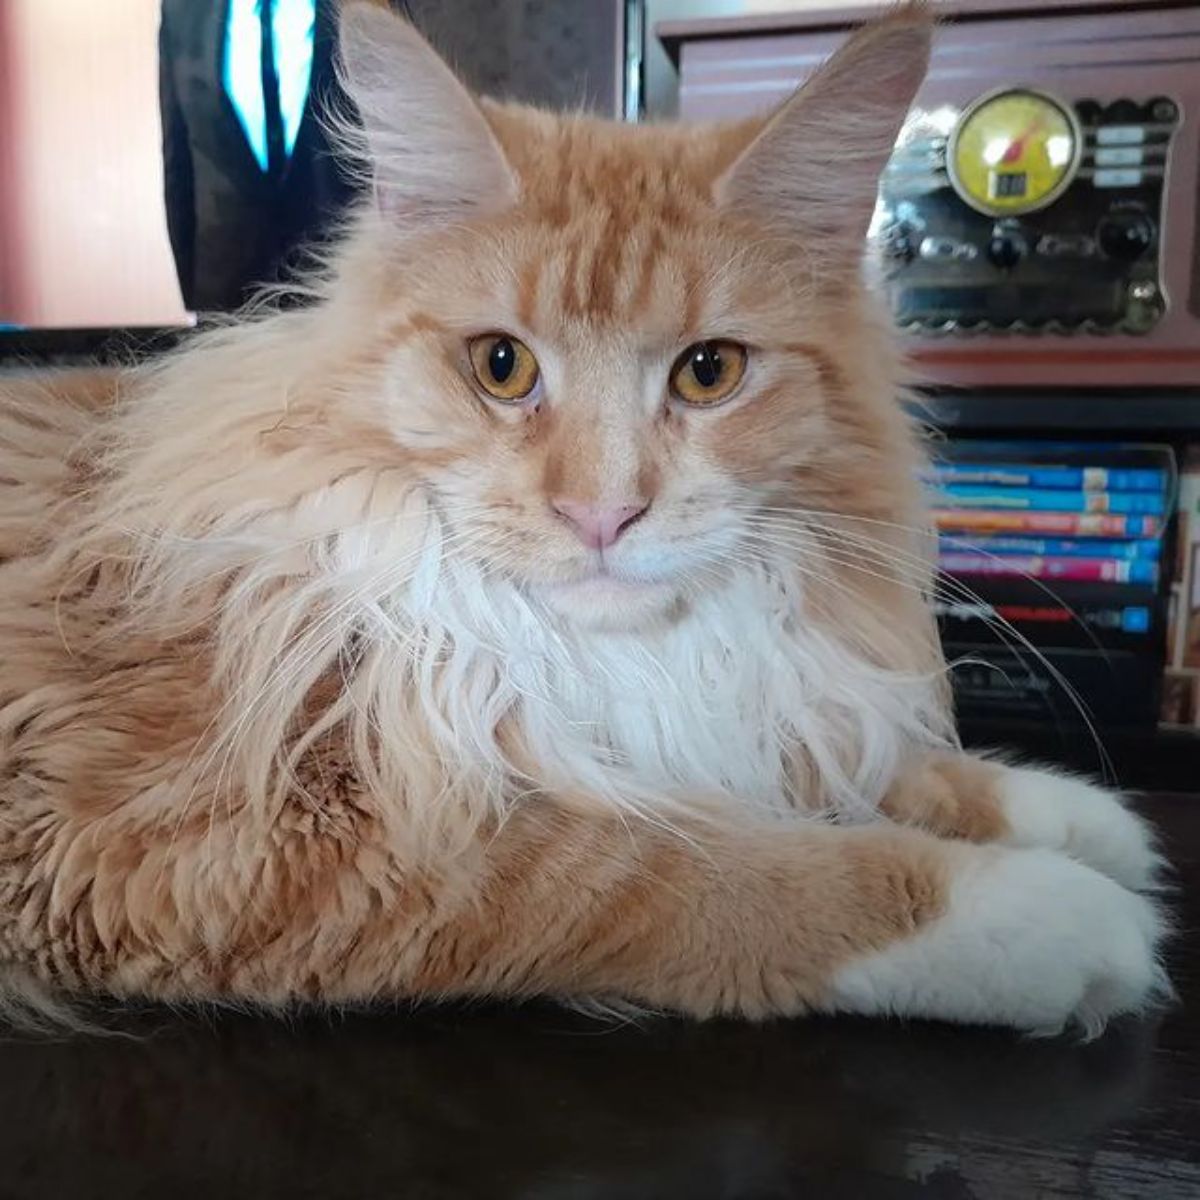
[996,767,1165,892]
[827,846,1168,1035]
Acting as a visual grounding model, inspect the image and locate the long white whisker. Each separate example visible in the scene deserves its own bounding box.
[736,516,1113,777]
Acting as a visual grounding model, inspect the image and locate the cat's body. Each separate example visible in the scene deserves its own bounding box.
[0,4,1166,1030]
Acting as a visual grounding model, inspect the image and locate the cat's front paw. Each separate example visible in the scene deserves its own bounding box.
[827,845,1169,1035]
[996,767,1164,892]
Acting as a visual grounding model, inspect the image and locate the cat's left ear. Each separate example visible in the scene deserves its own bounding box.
[714,9,931,255]
[336,2,517,229]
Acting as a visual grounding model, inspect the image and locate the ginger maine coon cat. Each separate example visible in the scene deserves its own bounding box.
[0,3,1166,1031]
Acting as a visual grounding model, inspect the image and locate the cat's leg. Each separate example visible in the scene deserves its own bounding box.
[0,794,1164,1032]
[410,807,1165,1033]
[881,753,1162,892]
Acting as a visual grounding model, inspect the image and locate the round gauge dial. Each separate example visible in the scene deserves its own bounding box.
[948,88,1082,216]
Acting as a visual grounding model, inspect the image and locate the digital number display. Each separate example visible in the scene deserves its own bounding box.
[990,171,1028,199]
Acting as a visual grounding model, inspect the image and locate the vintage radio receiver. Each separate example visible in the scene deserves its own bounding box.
[879,90,1177,338]
[663,2,1200,388]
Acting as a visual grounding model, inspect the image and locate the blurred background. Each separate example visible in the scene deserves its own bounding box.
[1,0,1199,787]
[0,0,625,329]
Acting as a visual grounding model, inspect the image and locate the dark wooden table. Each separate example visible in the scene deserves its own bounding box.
[2,796,1197,1199]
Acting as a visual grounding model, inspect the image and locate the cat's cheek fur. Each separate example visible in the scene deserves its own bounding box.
[825,845,1168,1035]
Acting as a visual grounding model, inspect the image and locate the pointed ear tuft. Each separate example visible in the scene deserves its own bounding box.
[715,8,931,255]
[336,2,517,229]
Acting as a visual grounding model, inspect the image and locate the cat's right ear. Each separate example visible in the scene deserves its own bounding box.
[336,2,518,229]
[714,9,930,258]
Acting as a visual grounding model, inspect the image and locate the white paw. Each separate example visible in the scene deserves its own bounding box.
[996,767,1164,892]
[827,846,1168,1035]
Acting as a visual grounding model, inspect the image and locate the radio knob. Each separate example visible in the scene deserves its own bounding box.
[987,231,1028,270]
[1097,213,1154,261]
[884,226,917,264]
[880,220,923,265]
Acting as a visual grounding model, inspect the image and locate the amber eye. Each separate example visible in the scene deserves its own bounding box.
[468,334,540,402]
[669,340,748,407]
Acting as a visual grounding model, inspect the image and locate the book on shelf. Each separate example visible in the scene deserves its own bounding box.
[939,553,1159,585]
[937,534,1161,560]
[933,510,1163,538]
[930,464,1166,492]
[935,485,1166,515]
[1162,448,1200,729]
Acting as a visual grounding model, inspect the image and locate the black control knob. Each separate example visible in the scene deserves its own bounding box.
[882,222,917,265]
[1097,213,1155,261]
[987,231,1028,270]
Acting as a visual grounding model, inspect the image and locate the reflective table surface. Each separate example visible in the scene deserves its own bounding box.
[3,795,1197,1199]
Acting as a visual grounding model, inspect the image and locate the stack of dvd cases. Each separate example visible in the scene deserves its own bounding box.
[928,441,1172,731]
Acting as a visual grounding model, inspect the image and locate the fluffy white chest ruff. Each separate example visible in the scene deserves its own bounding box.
[388,560,950,821]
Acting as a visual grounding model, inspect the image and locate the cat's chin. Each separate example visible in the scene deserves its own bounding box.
[537,574,683,631]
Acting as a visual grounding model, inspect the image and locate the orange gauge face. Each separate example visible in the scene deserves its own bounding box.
[948,88,1082,216]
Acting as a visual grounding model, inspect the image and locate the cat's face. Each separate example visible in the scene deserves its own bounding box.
[336,3,931,631]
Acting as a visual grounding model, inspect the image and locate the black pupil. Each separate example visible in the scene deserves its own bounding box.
[489,339,516,383]
[691,343,722,389]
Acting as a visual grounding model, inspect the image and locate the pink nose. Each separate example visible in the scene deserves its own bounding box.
[551,498,649,550]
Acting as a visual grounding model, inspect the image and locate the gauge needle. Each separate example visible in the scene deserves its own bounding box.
[1001,117,1046,164]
